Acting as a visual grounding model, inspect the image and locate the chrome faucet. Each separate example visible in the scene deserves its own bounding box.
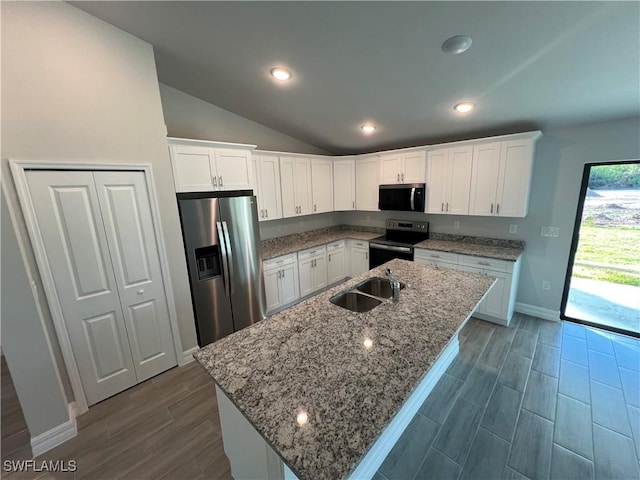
[385,268,401,303]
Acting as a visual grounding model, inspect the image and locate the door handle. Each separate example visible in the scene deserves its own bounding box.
[441,202,444,212]
[446,202,449,212]
[265,209,268,218]
[278,270,281,279]
[410,187,415,211]
[366,252,368,259]
[397,173,400,182]
[496,203,500,215]
[328,254,331,261]
[490,203,494,214]
[222,221,234,295]
[136,289,144,295]
[260,209,264,218]
[282,269,285,279]
[314,204,317,212]
[352,200,355,209]
[219,176,224,188]
[402,173,404,182]
[213,176,218,188]
[216,221,230,297]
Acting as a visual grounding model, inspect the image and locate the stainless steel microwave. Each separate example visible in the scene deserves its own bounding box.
[378,184,425,212]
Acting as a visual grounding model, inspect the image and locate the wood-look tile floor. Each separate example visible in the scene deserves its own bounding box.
[1,355,32,462]
[3,315,639,480]
[376,314,640,480]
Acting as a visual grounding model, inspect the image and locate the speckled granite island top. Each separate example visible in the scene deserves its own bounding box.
[194,259,495,480]
[262,226,382,260]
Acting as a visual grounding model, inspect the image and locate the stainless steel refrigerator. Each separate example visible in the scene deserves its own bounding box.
[177,191,266,347]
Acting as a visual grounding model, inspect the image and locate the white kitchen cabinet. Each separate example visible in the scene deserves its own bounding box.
[355,156,380,211]
[350,240,370,276]
[263,253,300,314]
[414,249,459,269]
[380,150,426,184]
[168,138,255,193]
[280,156,313,217]
[298,246,327,297]
[333,158,356,211]
[426,146,473,215]
[327,240,347,284]
[469,138,536,217]
[311,158,334,214]
[252,153,282,221]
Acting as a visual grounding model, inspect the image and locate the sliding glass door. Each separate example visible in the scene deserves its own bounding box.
[561,161,640,337]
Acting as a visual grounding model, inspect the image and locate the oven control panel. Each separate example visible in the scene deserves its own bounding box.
[386,219,429,232]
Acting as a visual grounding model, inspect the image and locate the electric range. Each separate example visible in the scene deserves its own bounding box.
[368,219,429,269]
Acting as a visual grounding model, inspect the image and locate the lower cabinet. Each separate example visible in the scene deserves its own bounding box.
[350,240,370,277]
[264,253,300,314]
[414,248,520,325]
[298,246,328,297]
[327,240,347,284]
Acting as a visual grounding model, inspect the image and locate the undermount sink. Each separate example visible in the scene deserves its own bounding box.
[355,277,406,299]
[330,291,382,313]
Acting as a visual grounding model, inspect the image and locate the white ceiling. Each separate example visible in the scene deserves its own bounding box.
[72,1,640,154]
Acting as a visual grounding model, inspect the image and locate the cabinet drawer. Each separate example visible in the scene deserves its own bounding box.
[350,240,369,249]
[327,240,346,252]
[414,248,459,265]
[264,253,297,271]
[298,244,327,260]
[459,254,512,273]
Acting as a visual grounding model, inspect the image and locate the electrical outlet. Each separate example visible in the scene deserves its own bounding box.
[541,226,560,237]
[453,221,460,229]
[509,224,517,234]
[541,280,551,291]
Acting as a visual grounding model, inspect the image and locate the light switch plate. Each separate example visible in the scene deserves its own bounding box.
[541,226,560,237]
[542,281,551,291]
[509,224,517,234]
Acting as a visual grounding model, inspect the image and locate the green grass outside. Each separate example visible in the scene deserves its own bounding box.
[573,225,640,286]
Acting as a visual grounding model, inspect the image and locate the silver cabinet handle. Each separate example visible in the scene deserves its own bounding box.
[352,200,355,209]
[430,254,441,258]
[446,202,449,212]
[260,209,264,218]
[490,203,494,214]
[402,173,405,182]
[265,209,268,218]
[496,203,500,215]
[478,261,490,266]
[282,269,285,278]
[314,204,317,212]
[397,173,400,182]
[219,176,223,188]
[277,270,281,279]
[136,289,144,295]
[213,176,218,188]
[366,252,368,259]
[328,254,331,261]
[441,202,444,212]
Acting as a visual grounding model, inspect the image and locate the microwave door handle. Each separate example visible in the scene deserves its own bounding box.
[410,187,415,211]
[216,222,231,297]
[221,221,234,296]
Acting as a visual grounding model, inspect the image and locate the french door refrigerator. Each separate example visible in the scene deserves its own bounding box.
[178,191,266,347]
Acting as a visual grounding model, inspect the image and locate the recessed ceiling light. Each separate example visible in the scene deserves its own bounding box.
[454,102,475,113]
[270,67,292,81]
[442,35,473,55]
[361,124,376,134]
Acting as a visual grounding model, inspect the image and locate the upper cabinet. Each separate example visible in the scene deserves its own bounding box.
[168,138,255,193]
[252,153,283,221]
[469,136,538,217]
[280,156,313,217]
[333,158,356,211]
[426,146,473,215]
[379,150,426,184]
[355,155,380,211]
[311,158,334,214]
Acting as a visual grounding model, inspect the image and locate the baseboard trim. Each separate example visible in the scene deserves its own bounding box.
[515,302,560,322]
[181,346,200,365]
[30,419,77,457]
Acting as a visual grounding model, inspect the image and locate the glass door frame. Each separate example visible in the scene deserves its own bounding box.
[560,159,639,338]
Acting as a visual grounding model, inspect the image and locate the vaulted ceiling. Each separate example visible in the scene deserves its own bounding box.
[72,1,640,154]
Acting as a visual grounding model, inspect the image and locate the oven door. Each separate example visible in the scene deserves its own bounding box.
[369,242,413,269]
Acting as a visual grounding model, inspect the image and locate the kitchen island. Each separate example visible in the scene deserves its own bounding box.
[194,259,495,480]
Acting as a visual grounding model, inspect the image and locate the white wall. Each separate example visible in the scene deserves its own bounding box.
[0,1,197,433]
[159,84,329,155]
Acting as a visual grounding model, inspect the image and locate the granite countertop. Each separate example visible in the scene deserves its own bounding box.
[262,226,382,260]
[415,238,523,261]
[194,259,495,480]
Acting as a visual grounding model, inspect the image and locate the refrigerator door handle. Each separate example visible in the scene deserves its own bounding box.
[216,221,231,297]
[222,221,234,296]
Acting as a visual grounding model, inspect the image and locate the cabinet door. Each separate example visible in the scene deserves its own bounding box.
[298,257,314,297]
[426,149,448,214]
[482,271,510,319]
[313,254,328,292]
[380,154,402,183]
[264,269,282,312]
[469,143,501,216]
[402,151,426,183]
[215,149,253,190]
[170,145,215,192]
[456,265,486,314]
[258,155,282,221]
[280,262,300,305]
[351,247,369,276]
[447,146,473,215]
[496,140,534,217]
[327,248,346,284]
[356,156,380,211]
[295,158,313,215]
[311,158,334,213]
[279,157,297,218]
[333,159,355,211]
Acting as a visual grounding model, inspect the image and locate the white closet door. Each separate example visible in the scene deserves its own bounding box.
[26,171,137,406]
[94,171,177,382]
